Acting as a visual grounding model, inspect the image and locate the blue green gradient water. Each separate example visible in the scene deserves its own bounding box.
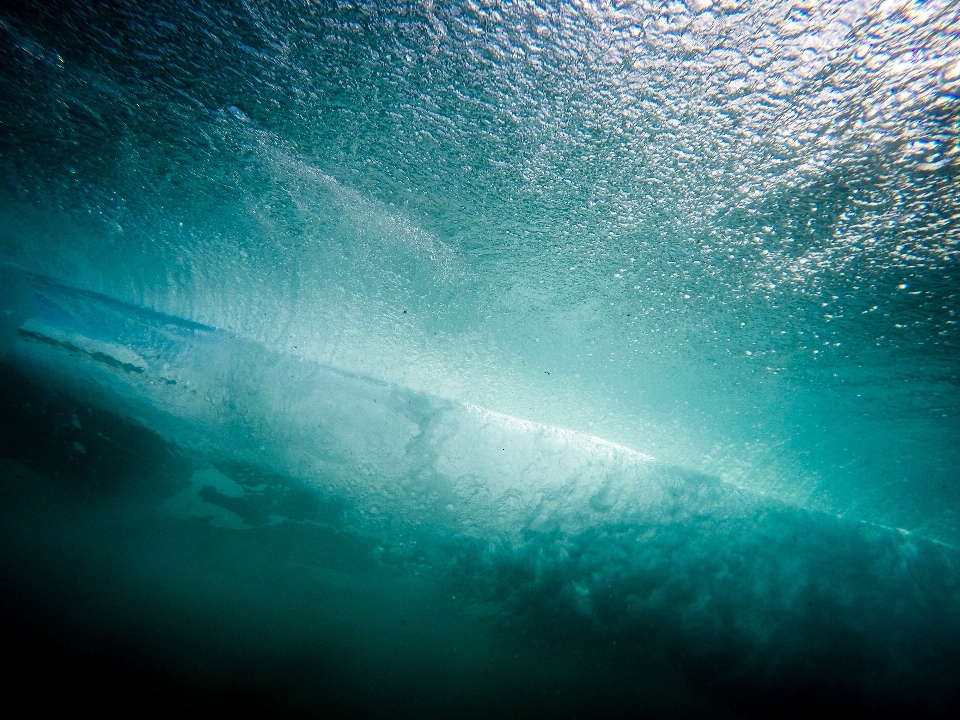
[1,1,958,716]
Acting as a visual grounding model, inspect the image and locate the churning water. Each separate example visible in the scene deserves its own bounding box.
[1,1,959,717]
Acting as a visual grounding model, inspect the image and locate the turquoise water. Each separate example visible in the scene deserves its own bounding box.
[1,1,959,716]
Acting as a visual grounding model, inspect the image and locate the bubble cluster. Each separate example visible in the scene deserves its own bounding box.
[0,0,958,538]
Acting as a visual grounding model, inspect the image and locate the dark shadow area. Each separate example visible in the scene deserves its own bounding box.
[0,362,956,719]
[0,363,712,719]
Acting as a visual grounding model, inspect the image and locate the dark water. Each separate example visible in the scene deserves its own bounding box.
[0,364,724,718]
[4,362,958,719]
[2,1,960,717]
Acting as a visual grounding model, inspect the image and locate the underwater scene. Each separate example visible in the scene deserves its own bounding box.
[1,1,959,717]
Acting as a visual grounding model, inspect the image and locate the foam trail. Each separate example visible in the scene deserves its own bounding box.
[8,271,728,538]
[6,270,953,544]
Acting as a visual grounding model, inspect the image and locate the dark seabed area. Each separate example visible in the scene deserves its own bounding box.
[2,362,957,719]
[0,363,722,719]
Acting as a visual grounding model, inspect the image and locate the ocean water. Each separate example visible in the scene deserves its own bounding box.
[1,1,959,717]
